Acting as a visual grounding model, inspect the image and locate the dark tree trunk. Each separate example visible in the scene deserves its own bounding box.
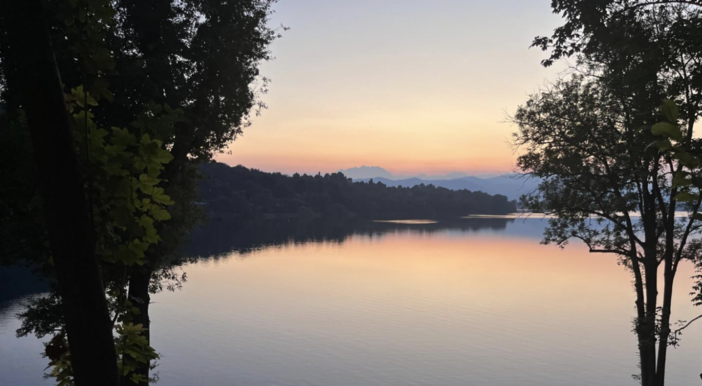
[1,1,120,385]
[631,258,653,386]
[641,257,659,386]
[656,259,676,386]
[122,268,153,385]
[636,189,661,386]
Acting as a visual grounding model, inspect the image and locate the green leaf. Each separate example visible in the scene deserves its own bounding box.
[652,122,683,142]
[128,239,149,256]
[673,171,692,188]
[143,227,160,244]
[86,93,98,107]
[675,192,699,203]
[104,144,127,157]
[151,187,175,205]
[89,128,109,140]
[151,207,172,221]
[115,245,136,264]
[72,85,98,107]
[111,127,137,147]
[142,140,160,156]
[662,99,679,123]
[138,215,155,228]
[675,150,701,168]
[153,149,174,164]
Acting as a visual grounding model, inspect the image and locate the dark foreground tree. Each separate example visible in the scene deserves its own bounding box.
[0,0,120,384]
[97,1,281,382]
[0,0,280,384]
[519,3,702,385]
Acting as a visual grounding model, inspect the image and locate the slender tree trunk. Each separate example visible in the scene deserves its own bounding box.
[637,187,661,386]
[122,268,154,385]
[656,258,676,386]
[631,257,653,386]
[640,254,659,386]
[1,0,120,384]
[637,299,657,386]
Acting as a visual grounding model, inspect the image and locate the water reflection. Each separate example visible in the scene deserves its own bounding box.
[3,217,701,386]
[0,218,517,319]
[0,266,49,319]
[162,217,700,386]
[373,219,439,224]
[181,217,518,260]
[0,266,50,386]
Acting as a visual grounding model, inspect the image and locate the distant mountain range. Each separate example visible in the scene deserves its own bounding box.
[339,166,473,181]
[339,166,539,201]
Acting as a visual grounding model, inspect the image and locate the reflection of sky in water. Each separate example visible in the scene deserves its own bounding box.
[2,217,702,386]
[442,218,549,240]
[0,296,48,386]
[373,219,439,225]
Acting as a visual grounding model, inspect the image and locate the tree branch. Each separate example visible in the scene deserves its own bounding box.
[673,314,702,335]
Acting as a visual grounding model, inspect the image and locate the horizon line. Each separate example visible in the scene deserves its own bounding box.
[215,161,516,179]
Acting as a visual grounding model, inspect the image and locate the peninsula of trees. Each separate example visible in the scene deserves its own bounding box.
[199,162,516,220]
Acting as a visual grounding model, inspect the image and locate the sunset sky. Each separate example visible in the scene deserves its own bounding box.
[215,0,565,176]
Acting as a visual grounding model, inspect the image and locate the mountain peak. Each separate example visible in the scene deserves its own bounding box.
[338,166,394,179]
[338,166,496,181]
[340,166,537,201]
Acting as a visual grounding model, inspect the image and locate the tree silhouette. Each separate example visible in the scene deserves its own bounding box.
[1,0,120,384]
[199,162,516,220]
[1,0,280,383]
[519,3,702,384]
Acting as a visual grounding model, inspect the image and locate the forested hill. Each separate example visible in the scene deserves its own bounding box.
[199,163,516,220]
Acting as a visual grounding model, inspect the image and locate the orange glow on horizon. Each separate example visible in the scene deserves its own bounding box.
[215,152,517,176]
[215,113,522,176]
[210,0,566,176]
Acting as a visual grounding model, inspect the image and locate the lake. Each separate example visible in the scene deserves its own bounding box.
[2,216,702,385]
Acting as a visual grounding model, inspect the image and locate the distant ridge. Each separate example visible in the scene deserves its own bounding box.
[352,175,540,202]
[338,166,472,181]
[336,166,539,201]
[337,166,395,180]
[335,165,539,201]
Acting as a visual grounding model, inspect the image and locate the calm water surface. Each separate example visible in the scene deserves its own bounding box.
[2,217,702,385]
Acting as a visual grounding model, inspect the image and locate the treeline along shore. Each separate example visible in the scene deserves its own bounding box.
[199,162,516,220]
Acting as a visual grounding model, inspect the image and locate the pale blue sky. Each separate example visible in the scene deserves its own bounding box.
[217,0,565,175]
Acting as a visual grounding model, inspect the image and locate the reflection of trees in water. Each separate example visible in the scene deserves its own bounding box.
[0,266,49,319]
[0,218,514,315]
[181,218,514,261]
